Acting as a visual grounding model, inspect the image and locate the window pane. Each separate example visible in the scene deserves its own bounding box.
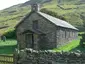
[33,20,38,30]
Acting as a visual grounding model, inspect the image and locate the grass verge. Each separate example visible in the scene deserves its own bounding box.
[0,40,17,54]
[53,39,80,52]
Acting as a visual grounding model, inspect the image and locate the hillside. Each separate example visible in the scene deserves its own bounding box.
[0,3,31,34]
[0,0,85,35]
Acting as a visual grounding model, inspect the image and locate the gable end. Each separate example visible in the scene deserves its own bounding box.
[15,12,33,28]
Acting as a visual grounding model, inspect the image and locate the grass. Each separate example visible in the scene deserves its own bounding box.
[0,40,17,46]
[61,5,77,9]
[0,0,85,34]
[53,39,80,52]
[71,42,85,52]
[0,40,17,54]
[42,0,84,28]
[53,32,85,52]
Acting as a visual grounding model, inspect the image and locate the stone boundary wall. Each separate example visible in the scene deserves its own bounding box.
[15,48,85,64]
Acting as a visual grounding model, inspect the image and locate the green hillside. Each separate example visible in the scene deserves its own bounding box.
[0,4,31,34]
[0,0,85,35]
[42,0,85,27]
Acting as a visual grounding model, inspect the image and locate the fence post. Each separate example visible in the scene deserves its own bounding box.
[13,48,19,64]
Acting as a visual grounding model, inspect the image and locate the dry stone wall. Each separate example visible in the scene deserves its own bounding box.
[15,48,85,64]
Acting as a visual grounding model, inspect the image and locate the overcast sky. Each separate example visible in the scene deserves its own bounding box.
[0,0,29,10]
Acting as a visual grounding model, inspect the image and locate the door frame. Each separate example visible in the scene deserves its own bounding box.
[25,33,34,49]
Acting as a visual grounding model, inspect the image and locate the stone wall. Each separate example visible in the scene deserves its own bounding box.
[16,12,57,49]
[56,27,78,48]
[16,12,78,50]
[15,48,85,64]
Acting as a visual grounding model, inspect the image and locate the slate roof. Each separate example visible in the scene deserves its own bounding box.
[15,11,78,30]
[38,12,78,30]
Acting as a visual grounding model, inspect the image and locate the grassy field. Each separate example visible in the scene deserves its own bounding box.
[53,39,80,52]
[0,40,17,54]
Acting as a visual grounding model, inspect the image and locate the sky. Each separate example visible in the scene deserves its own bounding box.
[0,0,29,10]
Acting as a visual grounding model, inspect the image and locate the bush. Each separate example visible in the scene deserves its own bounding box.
[3,29,16,39]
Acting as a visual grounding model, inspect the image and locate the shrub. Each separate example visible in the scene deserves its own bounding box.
[3,29,16,39]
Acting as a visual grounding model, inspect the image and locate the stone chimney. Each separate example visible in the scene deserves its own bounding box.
[31,3,40,12]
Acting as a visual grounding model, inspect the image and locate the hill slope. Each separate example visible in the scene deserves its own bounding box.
[0,0,85,34]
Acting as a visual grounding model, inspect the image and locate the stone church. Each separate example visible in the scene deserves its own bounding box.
[15,4,78,50]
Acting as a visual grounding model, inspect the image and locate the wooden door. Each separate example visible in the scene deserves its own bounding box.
[25,34,34,48]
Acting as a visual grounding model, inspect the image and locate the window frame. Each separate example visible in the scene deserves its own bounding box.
[33,20,39,30]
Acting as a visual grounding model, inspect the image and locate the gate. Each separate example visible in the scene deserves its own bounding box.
[0,54,14,64]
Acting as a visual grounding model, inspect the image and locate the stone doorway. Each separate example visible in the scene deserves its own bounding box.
[25,34,34,48]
